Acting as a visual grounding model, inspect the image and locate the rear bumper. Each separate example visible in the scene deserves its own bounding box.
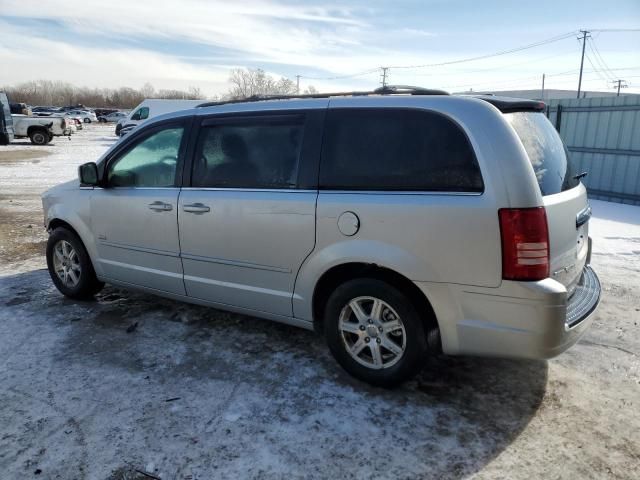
[416,265,601,360]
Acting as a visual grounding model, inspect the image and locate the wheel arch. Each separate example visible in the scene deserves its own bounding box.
[311,262,442,352]
[27,125,49,136]
[45,212,103,277]
[48,218,77,234]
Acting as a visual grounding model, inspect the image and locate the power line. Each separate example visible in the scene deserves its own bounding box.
[298,29,638,85]
[299,31,578,81]
[388,31,578,70]
[406,49,580,77]
[585,52,612,86]
[588,37,617,82]
[590,28,640,33]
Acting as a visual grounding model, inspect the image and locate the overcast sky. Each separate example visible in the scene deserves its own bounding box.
[1,0,639,97]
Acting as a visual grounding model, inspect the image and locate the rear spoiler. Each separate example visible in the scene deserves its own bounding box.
[473,95,546,113]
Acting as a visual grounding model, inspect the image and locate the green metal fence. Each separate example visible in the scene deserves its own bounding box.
[546,95,640,206]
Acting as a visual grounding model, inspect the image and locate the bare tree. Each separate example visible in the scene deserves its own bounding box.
[2,80,206,108]
[227,68,297,99]
[303,85,319,95]
[140,82,155,98]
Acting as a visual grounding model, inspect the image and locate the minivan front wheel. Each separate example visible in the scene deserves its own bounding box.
[46,227,104,299]
[324,278,428,387]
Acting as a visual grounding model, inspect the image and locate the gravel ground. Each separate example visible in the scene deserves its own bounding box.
[0,125,638,480]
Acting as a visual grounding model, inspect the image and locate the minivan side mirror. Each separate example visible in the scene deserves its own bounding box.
[78,162,99,186]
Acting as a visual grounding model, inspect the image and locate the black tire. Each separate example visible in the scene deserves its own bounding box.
[324,278,429,387]
[29,129,49,145]
[83,118,90,124]
[46,227,104,300]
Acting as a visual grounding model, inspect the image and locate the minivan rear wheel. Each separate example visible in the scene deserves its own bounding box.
[46,227,104,299]
[324,278,428,387]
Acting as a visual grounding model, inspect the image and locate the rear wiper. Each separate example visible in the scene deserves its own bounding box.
[573,171,588,181]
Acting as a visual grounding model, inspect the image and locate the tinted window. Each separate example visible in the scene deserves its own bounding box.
[192,120,303,189]
[505,112,578,195]
[108,127,183,187]
[320,109,483,191]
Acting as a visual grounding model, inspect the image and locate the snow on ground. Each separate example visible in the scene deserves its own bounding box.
[0,126,639,479]
[591,200,640,260]
[0,126,116,195]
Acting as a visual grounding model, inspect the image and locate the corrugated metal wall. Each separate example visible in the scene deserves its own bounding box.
[546,95,640,205]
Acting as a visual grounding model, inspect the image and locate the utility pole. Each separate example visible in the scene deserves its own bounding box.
[577,30,590,99]
[612,79,627,96]
[296,75,301,94]
[380,67,389,88]
[541,73,546,100]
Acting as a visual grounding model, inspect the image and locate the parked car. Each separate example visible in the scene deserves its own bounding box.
[59,110,97,123]
[60,104,89,112]
[98,111,127,123]
[0,92,15,144]
[42,87,601,386]
[12,114,72,144]
[115,99,203,136]
[94,108,120,118]
[32,106,61,113]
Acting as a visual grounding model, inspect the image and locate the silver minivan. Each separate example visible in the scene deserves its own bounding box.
[42,87,601,386]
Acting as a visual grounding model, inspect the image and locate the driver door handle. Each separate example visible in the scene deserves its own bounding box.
[183,203,210,214]
[148,201,173,211]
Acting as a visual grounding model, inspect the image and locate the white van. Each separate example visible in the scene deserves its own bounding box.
[115,99,204,136]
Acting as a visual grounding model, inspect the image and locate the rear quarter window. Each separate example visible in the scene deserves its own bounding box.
[320,108,483,192]
[505,112,579,195]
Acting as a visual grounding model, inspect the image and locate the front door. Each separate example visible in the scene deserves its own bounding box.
[178,111,323,316]
[91,121,188,295]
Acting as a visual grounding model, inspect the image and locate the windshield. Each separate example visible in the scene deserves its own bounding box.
[505,111,579,195]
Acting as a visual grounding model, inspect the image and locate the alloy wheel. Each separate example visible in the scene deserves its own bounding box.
[52,240,81,287]
[338,296,406,369]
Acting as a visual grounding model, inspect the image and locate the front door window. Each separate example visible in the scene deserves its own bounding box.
[107,127,184,187]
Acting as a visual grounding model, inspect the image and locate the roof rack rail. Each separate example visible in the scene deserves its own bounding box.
[196,85,450,108]
[373,85,449,96]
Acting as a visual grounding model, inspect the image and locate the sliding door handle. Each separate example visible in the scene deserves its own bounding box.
[183,203,210,214]
[148,201,173,211]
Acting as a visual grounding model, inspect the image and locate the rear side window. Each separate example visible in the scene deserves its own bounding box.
[192,119,303,189]
[320,108,483,192]
[505,112,578,195]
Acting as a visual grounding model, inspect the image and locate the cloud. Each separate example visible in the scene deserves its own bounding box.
[401,28,437,37]
[0,20,232,93]
[1,1,637,94]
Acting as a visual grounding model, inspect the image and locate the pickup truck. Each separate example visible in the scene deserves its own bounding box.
[11,115,72,145]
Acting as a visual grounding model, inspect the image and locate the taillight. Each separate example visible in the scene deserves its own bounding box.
[499,207,550,281]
